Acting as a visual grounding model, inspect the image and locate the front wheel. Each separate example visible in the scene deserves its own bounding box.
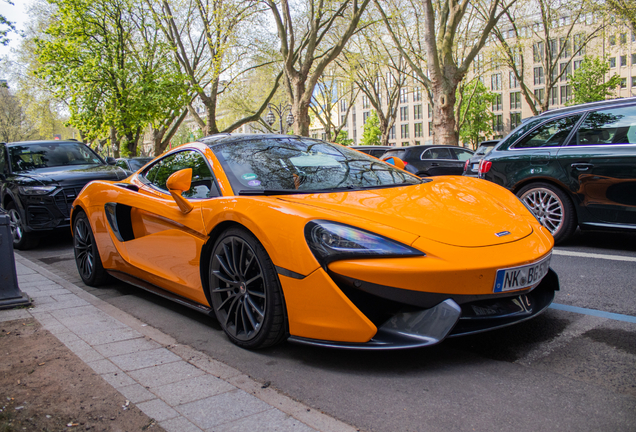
[6,202,38,250]
[208,227,287,349]
[73,211,109,286]
[517,182,576,244]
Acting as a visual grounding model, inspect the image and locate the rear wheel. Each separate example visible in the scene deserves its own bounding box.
[73,211,109,286]
[208,227,286,349]
[517,182,576,244]
[6,202,38,250]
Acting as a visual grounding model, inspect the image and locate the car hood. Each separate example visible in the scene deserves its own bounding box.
[12,165,126,186]
[278,177,534,247]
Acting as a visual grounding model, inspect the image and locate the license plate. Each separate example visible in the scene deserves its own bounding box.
[493,254,551,293]
[472,163,479,170]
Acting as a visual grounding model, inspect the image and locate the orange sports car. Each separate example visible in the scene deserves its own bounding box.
[71,134,558,350]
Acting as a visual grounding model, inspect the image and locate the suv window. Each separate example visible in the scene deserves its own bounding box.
[422,148,452,160]
[115,160,128,170]
[143,150,219,198]
[0,144,6,174]
[451,148,473,161]
[574,105,636,146]
[513,115,582,149]
[383,150,406,160]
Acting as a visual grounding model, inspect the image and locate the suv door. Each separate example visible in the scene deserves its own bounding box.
[419,147,456,176]
[556,104,636,226]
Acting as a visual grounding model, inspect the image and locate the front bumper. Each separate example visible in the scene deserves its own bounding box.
[287,268,558,350]
[19,185,86,233]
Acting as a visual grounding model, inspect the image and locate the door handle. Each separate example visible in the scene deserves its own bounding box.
[571,163,593,171]
[430,163,440,166]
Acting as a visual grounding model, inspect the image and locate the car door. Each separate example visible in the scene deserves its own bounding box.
[420,148,457,176]
[113,150,220,303]
[556,104,636,226]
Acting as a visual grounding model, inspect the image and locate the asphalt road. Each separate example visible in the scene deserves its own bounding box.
[16,228,636,432]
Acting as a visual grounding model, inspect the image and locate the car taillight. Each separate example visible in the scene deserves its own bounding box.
[463,160,469,171]
[479,160,492,174]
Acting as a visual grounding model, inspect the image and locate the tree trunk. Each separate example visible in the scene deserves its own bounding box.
[290,77,311,136]
[431,81,460,146]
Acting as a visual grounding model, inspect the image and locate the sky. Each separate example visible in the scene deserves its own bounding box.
[1,0,31,58]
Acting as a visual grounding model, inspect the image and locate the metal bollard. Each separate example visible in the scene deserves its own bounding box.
[0,208,32,309]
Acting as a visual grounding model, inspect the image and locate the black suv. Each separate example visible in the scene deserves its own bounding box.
[462,140,499,177]
[0,140,128,249]
[382,145,474,177]
[479,97,636,243]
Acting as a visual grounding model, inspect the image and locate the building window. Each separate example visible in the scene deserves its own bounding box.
[389,126,396,140]
[492,94,502,111]
[574,59,583,70]
[340,114,347,128]
[491,73,502,91]
[427,103,432,119]
[363,111,370,123]
[401,124,409,139]
[632,53,636,65]
[549,39,557,56]
[573,33,586,56]
[533,42,544,63]
[428,122,433,136]
[609,35,616,46]
[400,88,408,104]
[509,71,519,89]
[620,55,627,67]
[414,123,423,138]
[510,112,522,129]
[413,87,422,102]
[493,115,503,132]
[620,33,627,44]
[340,100,347,112]
[534,67,544,85]
[550,87,558,106]
[632,77,636,87]
[414,104,422,120]
[400,106,408,121]
[534,88,545,104]
[362,95,370,109]
[620,78,627,88]
[560,85,571,105]
[510,92,522,110]
[609,57,616,68]
[559,62,571,81]
[559,37,570,59]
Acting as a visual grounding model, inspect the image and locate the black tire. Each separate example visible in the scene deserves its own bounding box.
[208,227,287,349]
[73,211,110,286]
[6,202,38,250]
[516,182,577,244]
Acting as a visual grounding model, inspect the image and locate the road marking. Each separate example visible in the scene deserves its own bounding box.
[553,249,636,263]
[550,303,636,324]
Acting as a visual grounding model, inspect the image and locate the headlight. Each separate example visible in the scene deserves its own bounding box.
[304,220,424,266]
[18,185,58,195]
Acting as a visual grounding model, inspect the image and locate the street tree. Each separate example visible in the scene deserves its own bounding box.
[375,0,515,146]
[360,110,382,145]
[147,0,282,138]
[606,0,636,33]
[1,0,18,46]
[456,78,496,149]
[266,0,371,136]
[567,56,621,105]
[0,87,40,142]
[493,0,607,115]
[36,0,189,157]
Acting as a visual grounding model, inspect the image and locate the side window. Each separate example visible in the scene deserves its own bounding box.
[0,145,6,174]
[115,160,128,170]
[514,115,582,149]
[575,105,636,145]
[422,148,452,160]
[451,148,473,161]
[142,151,220,198]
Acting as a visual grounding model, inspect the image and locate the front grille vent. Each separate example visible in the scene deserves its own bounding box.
[53,186,85,217]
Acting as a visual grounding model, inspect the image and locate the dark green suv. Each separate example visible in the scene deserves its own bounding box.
[479,97,636,243]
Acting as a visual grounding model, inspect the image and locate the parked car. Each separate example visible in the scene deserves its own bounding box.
[70,133,557,351]
[0,140,128,249]
[479,97,636,243]
[350,145,392,158]
[115,156,153,175]
[382,145,474,177]
[462,140,499,177]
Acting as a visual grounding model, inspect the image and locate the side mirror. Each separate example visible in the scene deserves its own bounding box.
[166,168,194,214]
[382,156,406,170]
[106,156,116,165]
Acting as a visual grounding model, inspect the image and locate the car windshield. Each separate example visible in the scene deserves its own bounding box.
[211,138,422,194]
[128,158,152,171]
[8,142,103,172]
[475,145,496,156]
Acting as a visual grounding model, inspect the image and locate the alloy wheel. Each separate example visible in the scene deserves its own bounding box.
[520,187,564,235]
[7,208,23,243]
[74,217,95,279]
[210,236,267,342]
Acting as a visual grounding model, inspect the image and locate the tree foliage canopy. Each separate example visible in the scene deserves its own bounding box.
[361,110,382,146]
[567,56,621,106]
[457,79,496,149]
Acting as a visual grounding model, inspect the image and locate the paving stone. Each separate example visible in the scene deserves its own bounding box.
[151,374,235,406]
[29,298,90,312]
[0,309,31,322]
[87,359,121,375]
[48,305,99,319]
[101,371,136,388]
[93,337,161,357]
[18,274,50,283]
[211,408,317,432]
[29,289,70,298]
[109,348,181,372]
[63,338,93,352]
[50,293,80,302]
[160,416,204,432]
[136,399,179,422]
[61,317,128,336]
[128,361,206,388]
[118,383,157,404]
[176,390,271,430]
[31,296,57,305]
[73,347,104,363]
[54,331,80,344]
[79,328,143,346]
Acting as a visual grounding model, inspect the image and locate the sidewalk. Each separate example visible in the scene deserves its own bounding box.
[1,254,357,432]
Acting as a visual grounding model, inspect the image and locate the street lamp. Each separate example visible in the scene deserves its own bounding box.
[265,103,294,134]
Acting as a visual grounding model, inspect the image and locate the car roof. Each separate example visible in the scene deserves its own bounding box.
[385,145,473,151]
[350,145,392,149]
[197,133,300,146]
[6,140,83,147]
[536,96,636,119]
